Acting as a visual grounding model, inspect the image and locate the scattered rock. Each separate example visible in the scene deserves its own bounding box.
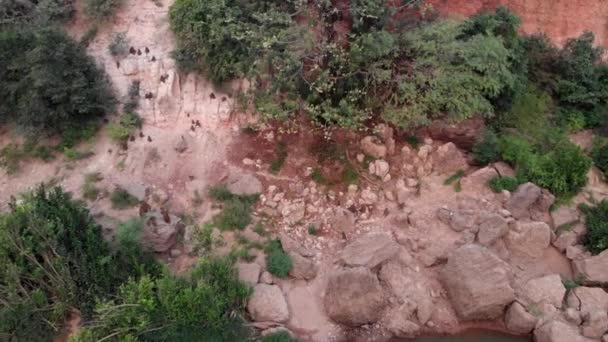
[282,202,306,225]
[226,174,261,197]
[441,244,514,320]
[369,159,390,178]
[374,123,396,155]
[433,142,468,175]
[573,250,608,285]
[460,167,498,191]
[582,310,608,339]
[248,284,290,323]
[516,274,566,308]
[505,302,538,334]
[551,206,580,229]
[288,252,317,280]
[259,271,273,284]
[437,208,476,232]
[340,233,400,268]
[476,212,509,246]
[361,187,379,204]
[237,262,261,287]
[324,267,386,327]
[534,320,592,342]
[384,307,421,339]
[142,211,182,252]
[553,231,579,252]
[173,136,188,153]
[566,286,608,315]
[506,182,542,219]
[279,233,314,257]
[417,145,433,161]
[505,221,551,258]
[361,136,387,159]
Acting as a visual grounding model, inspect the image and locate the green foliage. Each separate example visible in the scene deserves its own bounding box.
[580,200,608,254]
[0,0,74,26]
[71,257,252,342]
[270,142,288,174]
[0,186,131,340]
[114,218,163,278]
[108,112,142,145]
[0,28,115,136]
[472,129,500,165]
[495,85,553,139]
[311,168,328,185]
[108,32,129,57]
[82,172,103,200]
[489,176,520,193]
[307,224,318,235]
[500,135,591,198]
[0,141,56,174]
[110,188,140,209]
[83,0,122,19]
[444,170,464,185]
[261,330,296,342]
[265,240,292,278]
[593,142,608,178]
[169,0,297,83]
[208,185,259,231]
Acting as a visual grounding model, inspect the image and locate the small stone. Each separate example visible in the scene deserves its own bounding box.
[260,271,273,284]
[243,158,255,166]
[356,153,365,163]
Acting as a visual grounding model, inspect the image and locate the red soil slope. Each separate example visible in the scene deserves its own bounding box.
[429,0,608,47]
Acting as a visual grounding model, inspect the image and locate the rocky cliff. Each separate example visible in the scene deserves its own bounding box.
[429,0,608,47]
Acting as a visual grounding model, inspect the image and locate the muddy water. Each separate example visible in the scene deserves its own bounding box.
[406,331,531,342]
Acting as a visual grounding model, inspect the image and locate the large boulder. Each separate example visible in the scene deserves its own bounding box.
[432,142,468,175]
[582,310,608,339]
[566,287,608,315]
[384,304,421,339]
[505,302,538,334]
[506,182,542,219]
[426,116,485,150]
[437,208,476,232]
[477,212,509,246]
[361,136,387,159]
[288,252,317,280]
[142,211,182,252]
[573,250,608,285]
[505,221,551,258]
[441,244,515,320]
[516,274,566,308]
[248,284,289,323]
[551,206,580,228]
[535,320,594,342]
[237,262,261,287]
[324,267,386,326]
[339,233,399,268]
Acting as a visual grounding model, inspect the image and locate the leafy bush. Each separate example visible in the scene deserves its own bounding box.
[265,240,292,278]
[110,187,140,209]
[71,257,252,342]
[500,135,591,198]
[108,32,129,57]
[580,200,608,254]
[0,186,130,340]
[114,218,163,278]
[473,129,500,165]
[108,112,142,145]
[83,0,122,19]
[0,28,115,136]
[208,185,259,230]
[270,142,288,174]
[261,330,296,342]
[0,0,74,26]
[82,172,104,200]
[489,176,520,193]
[592,139,608,178]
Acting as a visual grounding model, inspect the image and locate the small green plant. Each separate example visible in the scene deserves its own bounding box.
[108,32,129,57]
[562,278,582,290]
[208,185,259,231]
[82,172,104,201]
[108,112,142,145]
[265,240,292,278]
[488,176,520,193]
[444,170,465,185]
[311,168,328,184]
[192,189,204,206]
[0,143,25,174]
[110,187,140,209]
[472,129,500,165]
[261,330,296,342]
[341,163,359,185]
[254,222,267,236]
[580,200,608,254]
[84,0,122,19]
[270,142,288,174]
[63,147,94,161]
[307,224,318,235]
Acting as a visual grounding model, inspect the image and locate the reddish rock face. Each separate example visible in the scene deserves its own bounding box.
[428,0,608,48]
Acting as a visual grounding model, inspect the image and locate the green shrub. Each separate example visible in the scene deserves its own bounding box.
[261,330,296,342]
[108,112,142,145]
[270,142,288,174]
[0,186,131,340]
[110,187,140,209]
[108,32,129,57]
[0,28,115,136]
[580,200,608,254]
[0,0,74,26]
[83,0,122,19]
[114,218,163,278]
[489,176,520,193]
[71,257,252,341]
[307,224,318,235]
[82,172,103,200]
[265,240,292,278]
[208,185,259,231]
[592,141,608,178]
[472,129,500,165]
